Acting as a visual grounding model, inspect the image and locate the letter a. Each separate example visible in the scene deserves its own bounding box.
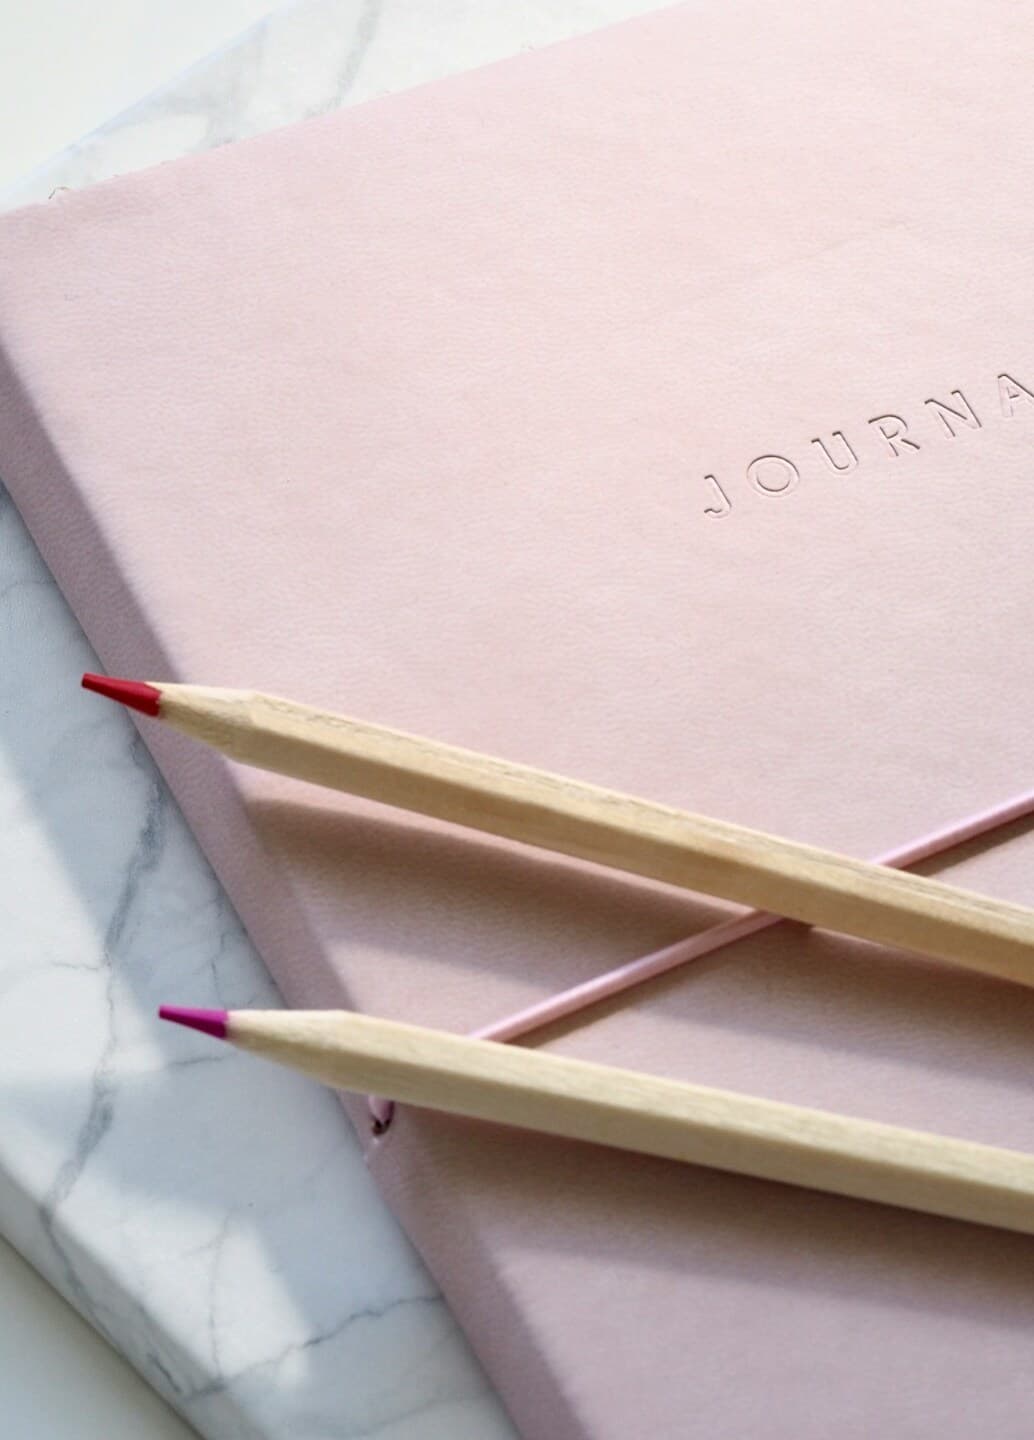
[998,373,1034,417]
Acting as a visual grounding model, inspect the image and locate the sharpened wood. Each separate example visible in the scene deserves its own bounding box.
[230,1008,1034,1236]
[154,682,1034,986]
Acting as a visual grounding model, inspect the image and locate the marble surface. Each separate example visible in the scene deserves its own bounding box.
[0,3,663,1437]
[4,0,663,207]
[0,0,279,194]
[0,1232,195,1439]
[0,488,506,1440]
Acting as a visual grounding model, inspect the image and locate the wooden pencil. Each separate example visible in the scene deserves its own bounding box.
[83,675,1034,987]
[160,1004,1034,1236]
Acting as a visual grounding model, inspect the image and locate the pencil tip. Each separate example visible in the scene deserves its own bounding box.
[159,1005,228,1041]
[82,673,162,717]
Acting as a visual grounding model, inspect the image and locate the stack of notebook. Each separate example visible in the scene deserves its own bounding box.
[3,2,1034,1435]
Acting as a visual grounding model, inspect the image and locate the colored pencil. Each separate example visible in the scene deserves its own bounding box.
[83,675,1034,986]
[160,1004,1034,1236]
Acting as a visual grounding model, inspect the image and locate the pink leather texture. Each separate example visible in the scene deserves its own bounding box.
[2,3,1034,1435]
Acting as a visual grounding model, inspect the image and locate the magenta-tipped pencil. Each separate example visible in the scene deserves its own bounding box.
[82,673,1034,988]
[158,1005,227,1040]
[158,1003,1034,1236]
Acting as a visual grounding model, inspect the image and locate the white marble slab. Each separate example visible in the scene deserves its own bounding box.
[0,1232,196,1439]
[0,0,280,194]
[0,3,663,1435]
[0,488,508,1440]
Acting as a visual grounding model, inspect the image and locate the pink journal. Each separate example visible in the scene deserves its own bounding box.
[3,2,1034,1434]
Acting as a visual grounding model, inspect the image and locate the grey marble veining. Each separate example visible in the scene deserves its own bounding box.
[0,3,662,1435]
[0,487,509,1439]
[4,0,663,208]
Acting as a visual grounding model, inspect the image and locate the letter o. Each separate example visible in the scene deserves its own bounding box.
[747,454,800,496]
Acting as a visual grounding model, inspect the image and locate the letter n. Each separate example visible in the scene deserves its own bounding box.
[924,391,981,438]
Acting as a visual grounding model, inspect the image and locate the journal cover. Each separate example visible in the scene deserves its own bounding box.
[2,3,1034,1435]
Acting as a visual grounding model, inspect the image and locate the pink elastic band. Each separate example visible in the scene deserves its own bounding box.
[368,788,1034,1132]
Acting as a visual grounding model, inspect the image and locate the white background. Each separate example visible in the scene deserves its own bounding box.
[0,1,277,192]
[0,7,278,1432]
[0,1235,195,1437]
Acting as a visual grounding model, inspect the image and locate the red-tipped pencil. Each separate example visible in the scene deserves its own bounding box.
[158,1002,1034,1236]
[83,673,1034,987]
[82,673,161,716]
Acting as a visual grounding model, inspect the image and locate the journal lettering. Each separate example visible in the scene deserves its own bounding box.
[702,372,1033,517]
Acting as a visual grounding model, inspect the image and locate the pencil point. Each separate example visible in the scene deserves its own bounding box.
[82,673,162,717]
[159,1005,228,1041]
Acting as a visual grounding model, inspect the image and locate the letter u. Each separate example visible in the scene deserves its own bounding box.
[811,432,858,474]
